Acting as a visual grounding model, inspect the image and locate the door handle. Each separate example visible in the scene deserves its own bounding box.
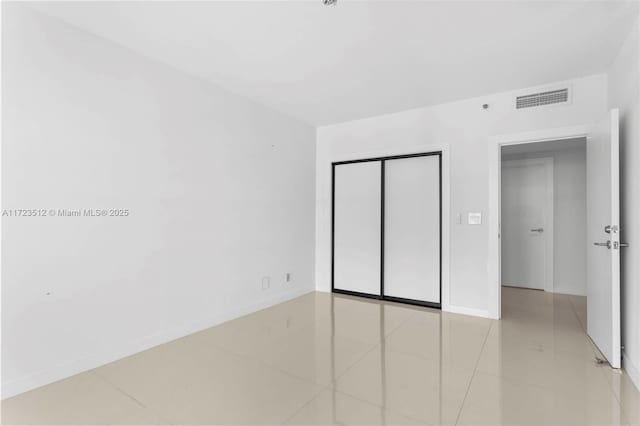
[613,242,629,249]
[594,241,611,249]
[530,228,544,233]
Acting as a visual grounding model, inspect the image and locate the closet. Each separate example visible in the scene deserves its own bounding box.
[331,152,441,308]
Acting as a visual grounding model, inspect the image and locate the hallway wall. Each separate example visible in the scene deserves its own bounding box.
[502,141,587,296]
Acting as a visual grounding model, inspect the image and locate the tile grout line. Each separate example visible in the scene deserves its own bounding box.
[93,328,325,426]
[324,304,418,385]
[329,340,383,386]
[89,370,175,425]
[90,370,148,409]
[277,330,384,424]
[281,303,421,425]
[89,298,468,426]
[453,319,494,426]
[204,319,378,389]
[325,304,486,425]
[197,302,391,425]
[195,295,414,389]
[311,339,430,425]
[277,308,394,425]
[202,331,331,388]
[329,387,427,425]
[278,383,332,425]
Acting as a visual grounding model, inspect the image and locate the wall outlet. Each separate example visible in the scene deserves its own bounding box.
[261,276,270,290]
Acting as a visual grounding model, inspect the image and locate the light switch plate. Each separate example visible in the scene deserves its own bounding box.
[468,212,482,225]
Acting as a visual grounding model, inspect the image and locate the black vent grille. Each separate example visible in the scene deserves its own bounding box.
[516,88,569,109]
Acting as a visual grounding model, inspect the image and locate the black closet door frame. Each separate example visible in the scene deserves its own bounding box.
[331,151,442,309]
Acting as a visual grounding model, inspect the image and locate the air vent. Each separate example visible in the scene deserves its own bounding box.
[516,88,569,109]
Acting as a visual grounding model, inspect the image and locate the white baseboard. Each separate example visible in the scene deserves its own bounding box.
[1,286,313,400]
[443,304,491,319]
[623,350,640,391]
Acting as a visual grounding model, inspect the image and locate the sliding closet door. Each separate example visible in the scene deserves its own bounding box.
[333,161,382,295]
[384,155,441,304]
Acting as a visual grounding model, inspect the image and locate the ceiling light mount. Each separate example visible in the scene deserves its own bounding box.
[323,0,337,6]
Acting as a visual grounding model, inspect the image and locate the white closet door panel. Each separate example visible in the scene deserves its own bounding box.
[384,156,440,303]
[333,161,382,295]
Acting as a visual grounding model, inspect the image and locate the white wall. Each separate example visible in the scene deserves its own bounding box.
[316,74,608,316]
[2,5,316,398]
[608,12,640,389]
[502,142,587,296]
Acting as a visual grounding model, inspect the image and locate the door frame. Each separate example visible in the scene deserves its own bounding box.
[488,125,590,319]
[501,157,555,293]
[331,151,442,309]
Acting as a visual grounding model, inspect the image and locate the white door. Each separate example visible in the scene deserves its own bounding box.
[384,155,440,304]
[333,161,382,296]
[501,159,553,291]
[587,109,621,368]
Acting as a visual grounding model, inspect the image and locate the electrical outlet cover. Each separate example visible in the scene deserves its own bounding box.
[261,276,270,290]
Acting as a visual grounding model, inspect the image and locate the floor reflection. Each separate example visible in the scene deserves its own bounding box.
[326,294,456,425]
[2,288,639,425]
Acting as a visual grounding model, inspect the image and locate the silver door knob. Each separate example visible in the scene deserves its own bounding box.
[594,241,611,249]
[530,228,544,233]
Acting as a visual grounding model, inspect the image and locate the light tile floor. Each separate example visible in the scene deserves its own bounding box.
[2,287,639,425]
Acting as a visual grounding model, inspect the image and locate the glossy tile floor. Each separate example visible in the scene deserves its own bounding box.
[3,288,640,425]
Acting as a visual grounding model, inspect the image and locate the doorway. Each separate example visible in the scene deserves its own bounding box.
[499,139,590,354]
[489,113,622,368]
[500,138,586,296]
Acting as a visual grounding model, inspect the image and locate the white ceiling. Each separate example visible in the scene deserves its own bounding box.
[31,1,638,126]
